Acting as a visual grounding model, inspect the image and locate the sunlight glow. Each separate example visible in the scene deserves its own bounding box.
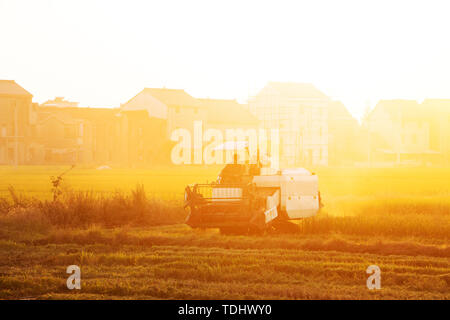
[1,0,450,119]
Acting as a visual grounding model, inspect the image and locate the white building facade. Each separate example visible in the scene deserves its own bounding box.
[249,82,329,167]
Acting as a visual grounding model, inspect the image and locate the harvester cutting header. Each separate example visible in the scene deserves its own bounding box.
[184,142,323,234]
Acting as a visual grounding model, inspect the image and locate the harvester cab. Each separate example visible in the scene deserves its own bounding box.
[184,146,323,234]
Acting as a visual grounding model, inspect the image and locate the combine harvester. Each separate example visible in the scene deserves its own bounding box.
[184,142,323,234]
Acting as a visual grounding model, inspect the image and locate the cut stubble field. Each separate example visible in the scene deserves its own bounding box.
[0,166,449,299]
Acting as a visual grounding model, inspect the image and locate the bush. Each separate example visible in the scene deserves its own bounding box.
[1,185,185,228]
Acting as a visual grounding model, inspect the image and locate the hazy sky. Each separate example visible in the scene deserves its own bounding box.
[1,0,450,119]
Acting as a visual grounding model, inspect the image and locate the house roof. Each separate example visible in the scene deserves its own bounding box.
[120,109,154,118]
[259,81,329,100]
[41,97,79,108]
[421,99,450,114]
[141,88,202,108]
[0,80,32,96]
[328,101,358,124]
[370,100,427,121]
[36,113,80,125]
[199,98,259,126]
[328,101,353,118]
[37,106,120,123]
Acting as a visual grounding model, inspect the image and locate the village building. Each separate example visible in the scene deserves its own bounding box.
[249,82,360,167]
[3,80,449,167]
[419,99,450,164]
[121,88,206,138]
[0,80,34,165]
[121,89,260,164]
[199,98,259,131]
[32,105,122,164]
[33,103,169,166]
[365,100,440,165]
[327,101,362,166]
[41,96,79,108]
[249,82,330,167]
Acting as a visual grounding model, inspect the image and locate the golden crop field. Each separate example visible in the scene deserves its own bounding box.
[0,165,449,299]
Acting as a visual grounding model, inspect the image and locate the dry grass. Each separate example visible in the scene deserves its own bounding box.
[0,225,448,300]
[0,166,449,299]
[302,199,450,240]
[0,184,184,229]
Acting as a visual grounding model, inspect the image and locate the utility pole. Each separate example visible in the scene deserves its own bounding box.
[363,102,372,168]
[367,119,371,167]
[14,101,19,166]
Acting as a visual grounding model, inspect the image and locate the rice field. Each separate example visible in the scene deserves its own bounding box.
[0,165,449,299]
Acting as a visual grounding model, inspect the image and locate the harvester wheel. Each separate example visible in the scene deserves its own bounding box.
[248,225,265,236]
[220,226,249,235]
[269,219,300,234]
[248,208,267,235]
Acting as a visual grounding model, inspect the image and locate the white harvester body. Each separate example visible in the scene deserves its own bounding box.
[253,168,320,219]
